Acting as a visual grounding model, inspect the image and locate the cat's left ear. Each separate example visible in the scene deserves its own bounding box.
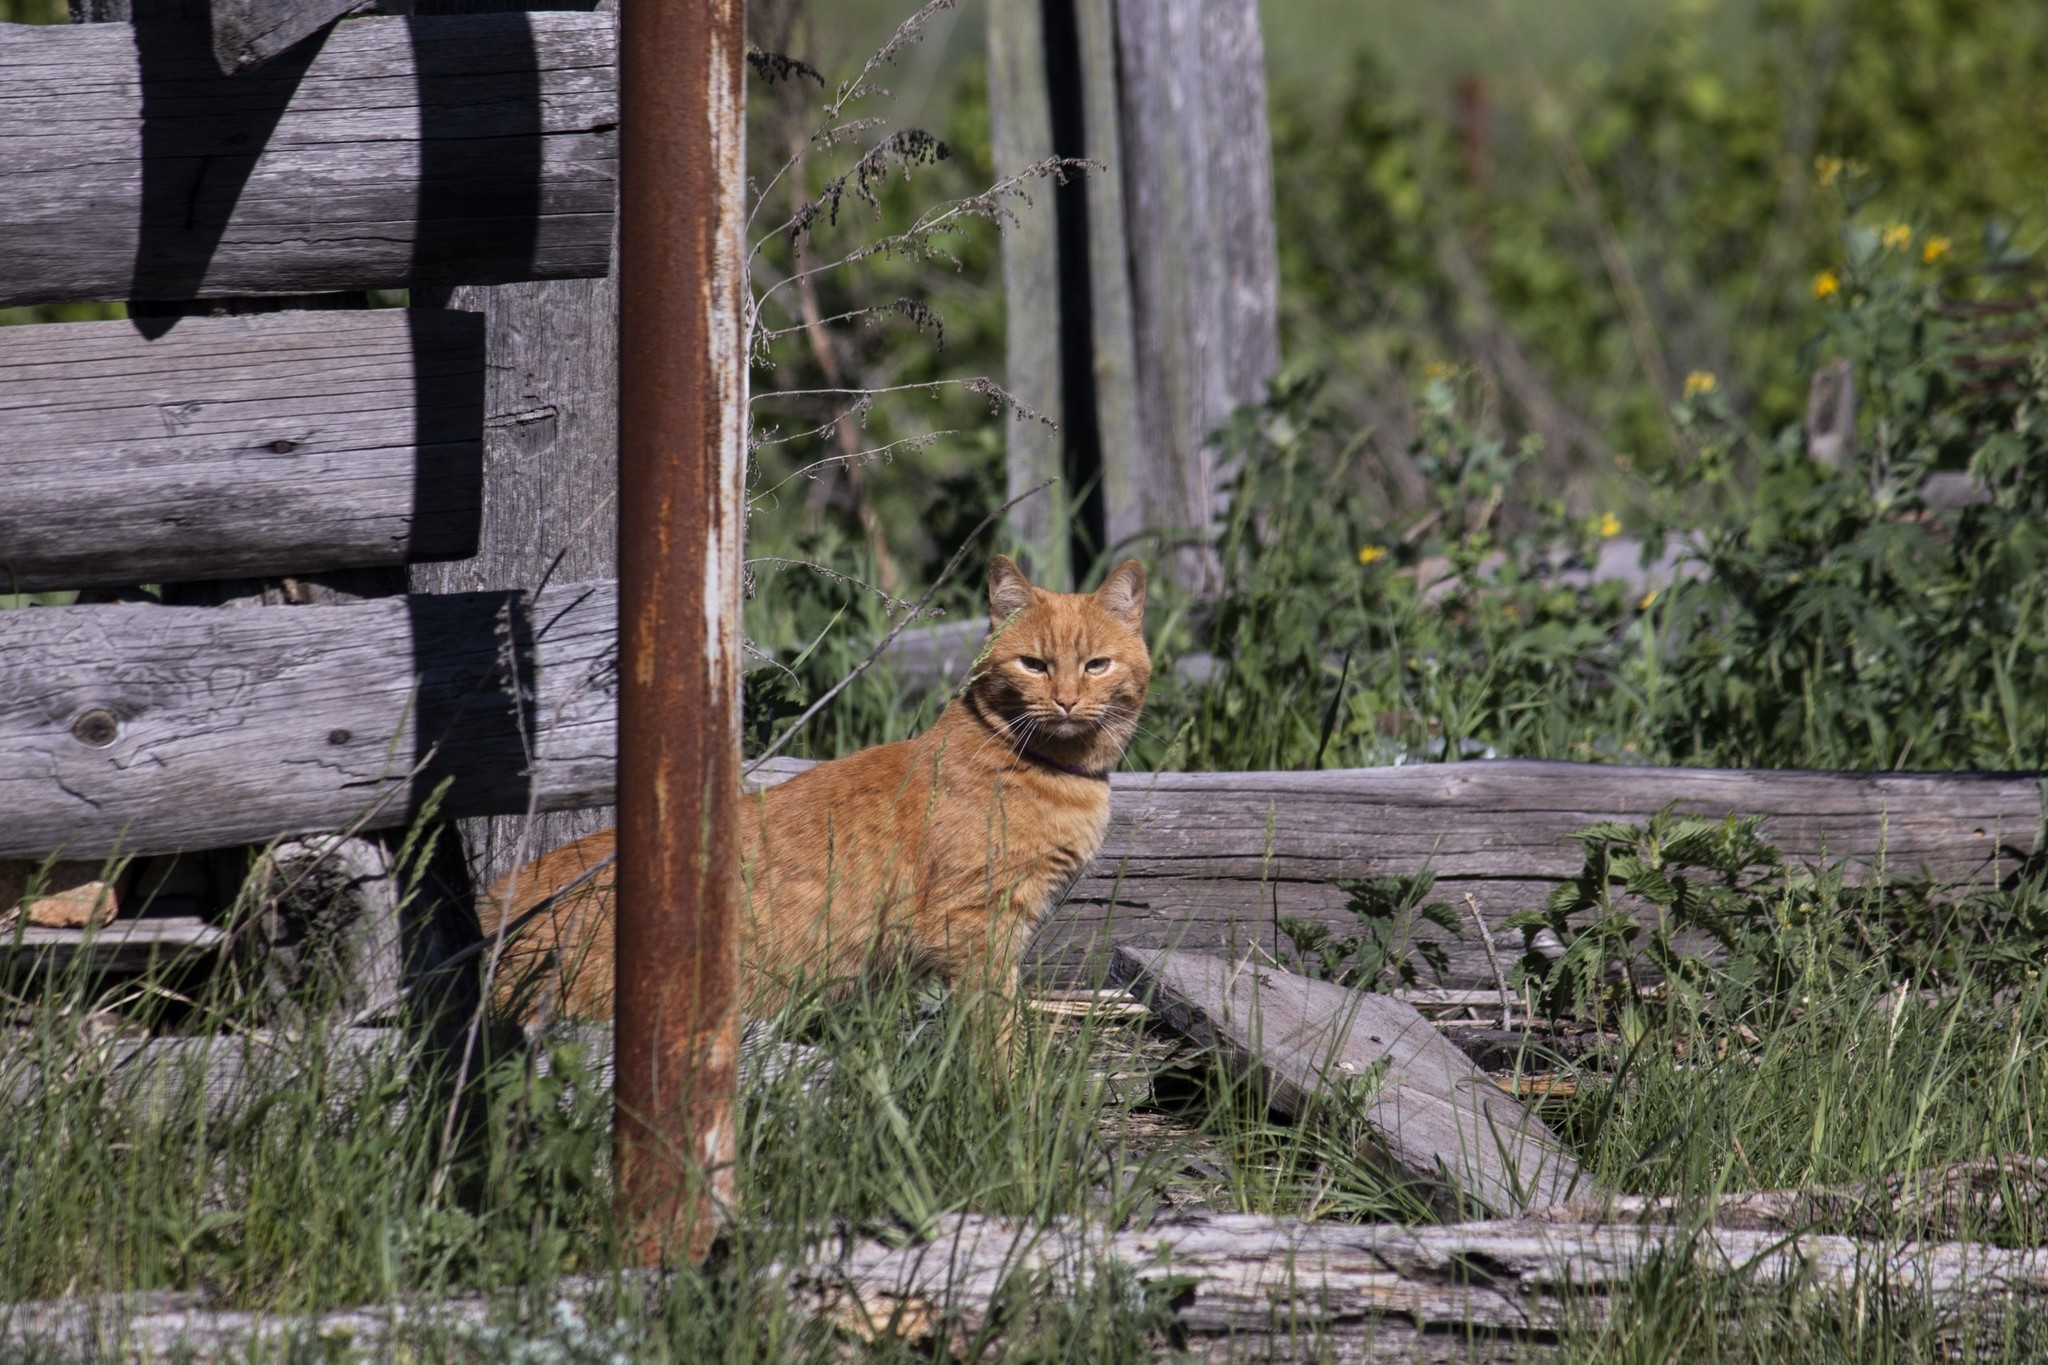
[989,554,1035,626]
[1094,559,1146,631]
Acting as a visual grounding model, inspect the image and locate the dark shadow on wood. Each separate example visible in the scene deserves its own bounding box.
[406,12,542,285]
[129,20,327,333]
[406,588,540,821]
[1040,0,1105,578]
[406,307,489,563]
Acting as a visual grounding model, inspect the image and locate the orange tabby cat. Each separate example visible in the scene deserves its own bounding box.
[480,555,1150,1023]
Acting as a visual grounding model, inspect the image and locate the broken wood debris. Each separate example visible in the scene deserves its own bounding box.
[1111,946,1595,1215]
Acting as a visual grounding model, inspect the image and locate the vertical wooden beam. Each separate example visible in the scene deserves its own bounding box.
[986,0,1069,586]
[1111,0,1280,594]
[989,0,1279,595]
[613,0,745,1264]
[409,278,619,890]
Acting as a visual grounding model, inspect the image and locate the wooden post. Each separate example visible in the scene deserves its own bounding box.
[613,0,745,1264]
[987,0,1279,594]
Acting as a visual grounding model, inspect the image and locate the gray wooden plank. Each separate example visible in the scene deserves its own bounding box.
[1,916,224,973]
[1111,947,1590,1214]
[0,579,616,859]
[0,603,2035,939]
[1030,762,2040,987]
[0,309,482,593]
[1110,0,1279,592]
[985,0,1068,584]
[209,0,362,74]
[0,13,615,308]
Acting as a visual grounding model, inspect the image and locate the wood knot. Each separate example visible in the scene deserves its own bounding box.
[70,708,119,748]
[327,728,351,746]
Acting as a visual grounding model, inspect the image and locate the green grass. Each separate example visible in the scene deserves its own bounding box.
[6,831,2048,1360]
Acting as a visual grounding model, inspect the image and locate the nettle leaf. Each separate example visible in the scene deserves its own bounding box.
[1573,820,1644,849]
[1417,899,1466,940]
[1622,863,1679,907]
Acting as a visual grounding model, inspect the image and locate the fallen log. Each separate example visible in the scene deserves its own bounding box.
[1112,947,1592,1215]
[1530,1155,2048,1244]
[1032,762,2039,989]
[10,1211,2047,1362]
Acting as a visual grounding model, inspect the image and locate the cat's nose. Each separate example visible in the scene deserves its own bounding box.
[1055,698,1077,716]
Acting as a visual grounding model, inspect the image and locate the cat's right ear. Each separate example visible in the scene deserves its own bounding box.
[988,554,1035,626]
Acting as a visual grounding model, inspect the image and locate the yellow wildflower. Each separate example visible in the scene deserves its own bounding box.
[1638,589,1658,611]
[1882,222,1913,252]
[1357,545,1388,566]
[1422,360,1456,381]
[1814,154,1844,187]
[1682,370,1717,399]
[1923,235,1953,265]
[1813,270,1840,299]
[1598,512,1622,539]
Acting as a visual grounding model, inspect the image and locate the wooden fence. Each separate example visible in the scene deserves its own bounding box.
[1,1,2037,997]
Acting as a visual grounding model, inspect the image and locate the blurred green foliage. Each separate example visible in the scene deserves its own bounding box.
[1116,218,2048,776]
[1270,0,2048,491]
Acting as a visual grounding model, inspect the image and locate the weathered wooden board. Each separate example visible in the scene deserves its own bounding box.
[1107,0,1280,593]
[412,268,620,889]
[10,1212,2044,1362]
[986,0,1276,590]
[209,0,364,75]
[0,309,483,593]
[1028,762,2042,987]
[0,13,615,308]
[1112,948,1590,1214]
[1,916,223,973]
[0,579,616,859]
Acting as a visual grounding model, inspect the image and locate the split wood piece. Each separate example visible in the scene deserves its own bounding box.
[0,579,617,859]
[1529,1156,2048,1243]
[1,917,223,974]
[209,0,364,75]
[15,1211,2045,1362]
[1111,947,1592,1215]
[787,1211,2048,1360]
[0,14,615,309]
[0,310,483,593]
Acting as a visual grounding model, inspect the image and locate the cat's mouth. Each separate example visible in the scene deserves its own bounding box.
[1034,714,1097,740]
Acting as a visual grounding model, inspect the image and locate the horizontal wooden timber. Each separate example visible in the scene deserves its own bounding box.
[0,310,483,593]
[1025,761,2043,988]
[1,591,2035,988]
[0,580,616,859]
[0,12,615,308]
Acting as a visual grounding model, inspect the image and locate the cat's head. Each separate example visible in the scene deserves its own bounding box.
[967,555,1152,760]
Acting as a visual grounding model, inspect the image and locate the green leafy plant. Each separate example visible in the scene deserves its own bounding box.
[1509,808,1783,1020]
[1280,870,1463,991]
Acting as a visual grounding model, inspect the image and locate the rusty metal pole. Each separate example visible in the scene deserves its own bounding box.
[614,0,747,1264]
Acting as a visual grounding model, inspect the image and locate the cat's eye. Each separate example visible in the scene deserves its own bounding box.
[1084,657,1113,675]
[1018,657,1049,674]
